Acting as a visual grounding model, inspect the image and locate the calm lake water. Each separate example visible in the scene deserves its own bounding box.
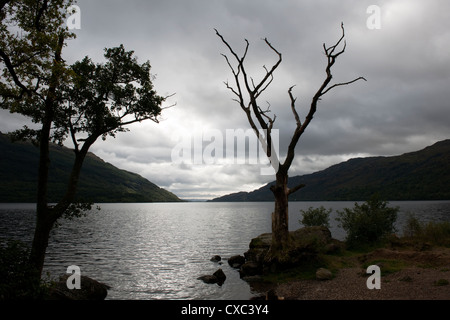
[1,201,450,300]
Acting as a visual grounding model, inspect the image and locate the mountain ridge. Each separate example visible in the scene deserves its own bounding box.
[210,139,450,202]
[0,133,182,203]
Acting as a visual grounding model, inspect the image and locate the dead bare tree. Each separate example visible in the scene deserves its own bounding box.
[216,23,366,253]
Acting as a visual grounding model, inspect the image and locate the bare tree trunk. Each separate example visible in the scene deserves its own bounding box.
[270,171,290,250]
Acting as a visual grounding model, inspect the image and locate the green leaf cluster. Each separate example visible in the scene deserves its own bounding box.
[299,206,331,228]
[1,0,75,122]
[336,195,399,248]
[0,239,46,300]
[2,0,167,148]
[403,214,450,247]
[56,44,165,145]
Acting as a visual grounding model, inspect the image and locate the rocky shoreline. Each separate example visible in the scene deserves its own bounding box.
[203,226,450,300]
[45,274,110,300]
[199,226,344,298]
[238,226,341,278]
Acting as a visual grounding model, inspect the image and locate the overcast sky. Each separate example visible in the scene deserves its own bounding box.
[2,0,450,200]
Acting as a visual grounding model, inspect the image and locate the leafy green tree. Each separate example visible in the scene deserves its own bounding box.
[336,195,399,248]
[300,206,331,228]
[1,0,169,280]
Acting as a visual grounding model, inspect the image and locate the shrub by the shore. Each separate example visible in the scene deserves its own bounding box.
[336,195,399,248]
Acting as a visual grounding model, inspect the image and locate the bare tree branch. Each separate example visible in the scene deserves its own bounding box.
[215,29,283,136]
[324,22,346,58]
[254,69,274,100]
[221,53,237,76]
[288,86,301,127]
[258,102,276,131]
[253,38,282,95]
[215,28,249,67]
[322,76,367,95]
[287,23,365,171]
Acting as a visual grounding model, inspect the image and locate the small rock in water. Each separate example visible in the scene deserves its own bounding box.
[197,275,219,284]
[198,268,226,286]
[213,268,226,283]
[210,255,222,262]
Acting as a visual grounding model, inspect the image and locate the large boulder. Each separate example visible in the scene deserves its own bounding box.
[239,262,261,278]
[47,275,110,300]
[290,226,332,247]
[228,255,245,268]
[244,233,272,265]
[279,226,334,267]
[240,226,336,277]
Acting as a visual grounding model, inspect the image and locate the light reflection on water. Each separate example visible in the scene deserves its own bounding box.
[1,201,449,300]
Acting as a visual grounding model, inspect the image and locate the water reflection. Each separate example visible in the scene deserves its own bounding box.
[0,201,449,300]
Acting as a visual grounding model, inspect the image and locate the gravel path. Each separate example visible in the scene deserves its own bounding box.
[273,247,450,300]
[276,267,450,300]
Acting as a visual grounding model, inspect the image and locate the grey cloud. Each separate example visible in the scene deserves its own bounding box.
[1,0,449,199]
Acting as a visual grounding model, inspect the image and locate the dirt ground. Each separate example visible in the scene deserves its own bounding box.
[274,247,450,300]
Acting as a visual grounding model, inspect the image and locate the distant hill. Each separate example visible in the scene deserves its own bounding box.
[0,133,182,203]
[211,139,450,202]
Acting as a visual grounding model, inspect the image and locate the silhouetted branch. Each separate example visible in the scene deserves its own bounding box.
[0,48,33,97]
[283,23,366,170]
[288,86,301,127]
[322,76,367,95]
[215,28,283,160]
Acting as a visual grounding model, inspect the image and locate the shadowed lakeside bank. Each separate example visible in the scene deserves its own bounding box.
[225,203,450,300]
